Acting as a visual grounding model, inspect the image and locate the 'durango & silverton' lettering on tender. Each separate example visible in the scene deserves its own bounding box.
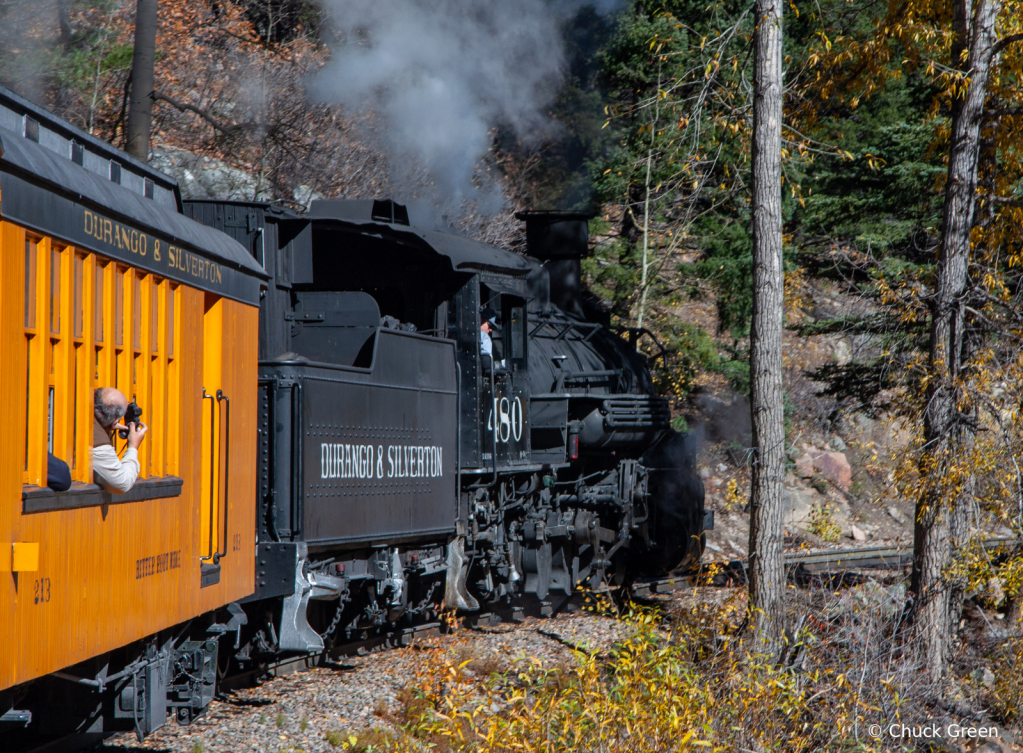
[320,441,443,481]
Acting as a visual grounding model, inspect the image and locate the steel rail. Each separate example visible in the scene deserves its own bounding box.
[630,536,1019,596]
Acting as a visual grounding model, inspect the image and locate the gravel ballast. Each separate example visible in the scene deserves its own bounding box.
[97,610,636,753]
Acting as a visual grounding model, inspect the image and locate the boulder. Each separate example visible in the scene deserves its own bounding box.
[794,453,815,479]
[972,667,997,690]
[784,487,816,526]
[814,451,852,490]
[293,184,326,210]
[886,506,907,525]
[831,338,852,366]
[151,146,274,201]
[850,525,867,542]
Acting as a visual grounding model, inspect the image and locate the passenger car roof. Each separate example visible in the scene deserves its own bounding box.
[0,128,267,304]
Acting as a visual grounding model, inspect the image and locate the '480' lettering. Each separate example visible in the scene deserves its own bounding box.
[487,396,524,443]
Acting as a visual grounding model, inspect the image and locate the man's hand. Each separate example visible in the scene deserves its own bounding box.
[116,421,149,450]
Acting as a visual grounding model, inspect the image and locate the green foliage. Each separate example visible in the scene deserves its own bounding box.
[524,7,617,210]
[718,358,750,394]
[646,315,722,398]
[574,0,961,407]
[583,231,641,318]
[682,215,754,336]
[795,73,946,260]
[57,43,134,90]
[808,502,842,541]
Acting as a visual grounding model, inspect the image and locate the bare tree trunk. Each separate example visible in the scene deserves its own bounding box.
[911,0,1001,683]
[746,0,786,651]
[1007,594,1022,635]
[125,0,159,161]
[57,0,72,49]
[636,66,662,330]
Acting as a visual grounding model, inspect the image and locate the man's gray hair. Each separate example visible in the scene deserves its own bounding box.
[94,389,126,427]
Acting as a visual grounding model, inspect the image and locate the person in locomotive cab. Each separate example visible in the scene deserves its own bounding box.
[479,306,497,358]
[92,387,148,494]
[479,306,506,372]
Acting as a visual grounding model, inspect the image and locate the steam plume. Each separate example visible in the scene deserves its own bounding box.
[311,0,620,211]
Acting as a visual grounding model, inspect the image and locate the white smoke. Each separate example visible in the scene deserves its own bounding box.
[311,0,620,212]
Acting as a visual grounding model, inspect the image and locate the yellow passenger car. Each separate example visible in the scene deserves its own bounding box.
[0,85,267,743]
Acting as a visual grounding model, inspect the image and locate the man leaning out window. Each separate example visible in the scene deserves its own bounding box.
[92,387,147,494]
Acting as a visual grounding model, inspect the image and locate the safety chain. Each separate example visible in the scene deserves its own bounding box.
[322,588,350,639]
[409,581,440,616]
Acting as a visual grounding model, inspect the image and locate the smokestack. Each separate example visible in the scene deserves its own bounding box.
[516,210,595,319]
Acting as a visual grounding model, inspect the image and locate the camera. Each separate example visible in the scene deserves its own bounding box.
[118,398,144,440]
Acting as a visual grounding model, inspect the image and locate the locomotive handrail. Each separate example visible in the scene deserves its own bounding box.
[200,388,216,563]
[529,313,602,340]
[260,378,282,542]
[215,390,231,563]
[290,382,304,537]
[564,369,620,381]
[456,361,462,522]
[608,325,669,367]
[487,354,498,488]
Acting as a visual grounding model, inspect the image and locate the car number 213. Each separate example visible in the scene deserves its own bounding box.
[34,577,51,604]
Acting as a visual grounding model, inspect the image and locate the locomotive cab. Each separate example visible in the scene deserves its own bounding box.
[473,280,532,470]
[441,267,537,473]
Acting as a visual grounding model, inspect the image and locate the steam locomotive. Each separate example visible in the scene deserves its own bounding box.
[181,198,709,659]
[0,81,705,746]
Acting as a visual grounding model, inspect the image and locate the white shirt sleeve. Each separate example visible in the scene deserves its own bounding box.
[480,330,492,357]
[92,445,140,494]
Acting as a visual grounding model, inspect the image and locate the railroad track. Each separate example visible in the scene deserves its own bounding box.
[219,619,445,692]
[630,536,1019,597]
[235,536,1022,682]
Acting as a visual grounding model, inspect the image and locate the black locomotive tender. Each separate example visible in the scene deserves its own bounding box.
[183,199,708,658]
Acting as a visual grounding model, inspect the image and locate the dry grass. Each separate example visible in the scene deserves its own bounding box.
[325,727,396,752]
[448,646,510,680]
[370,585,1019,752]
[989,636,1023,727]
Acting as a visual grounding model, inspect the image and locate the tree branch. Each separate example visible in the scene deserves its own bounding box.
[984,107,1023,119]
[993,33,1023,56]
[153,92,255,135]
[977,192,1023,208]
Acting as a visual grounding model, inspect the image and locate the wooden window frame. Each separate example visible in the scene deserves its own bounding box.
[20,236,183,509]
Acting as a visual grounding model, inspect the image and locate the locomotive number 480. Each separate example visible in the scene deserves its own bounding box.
[487,397,524,443]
